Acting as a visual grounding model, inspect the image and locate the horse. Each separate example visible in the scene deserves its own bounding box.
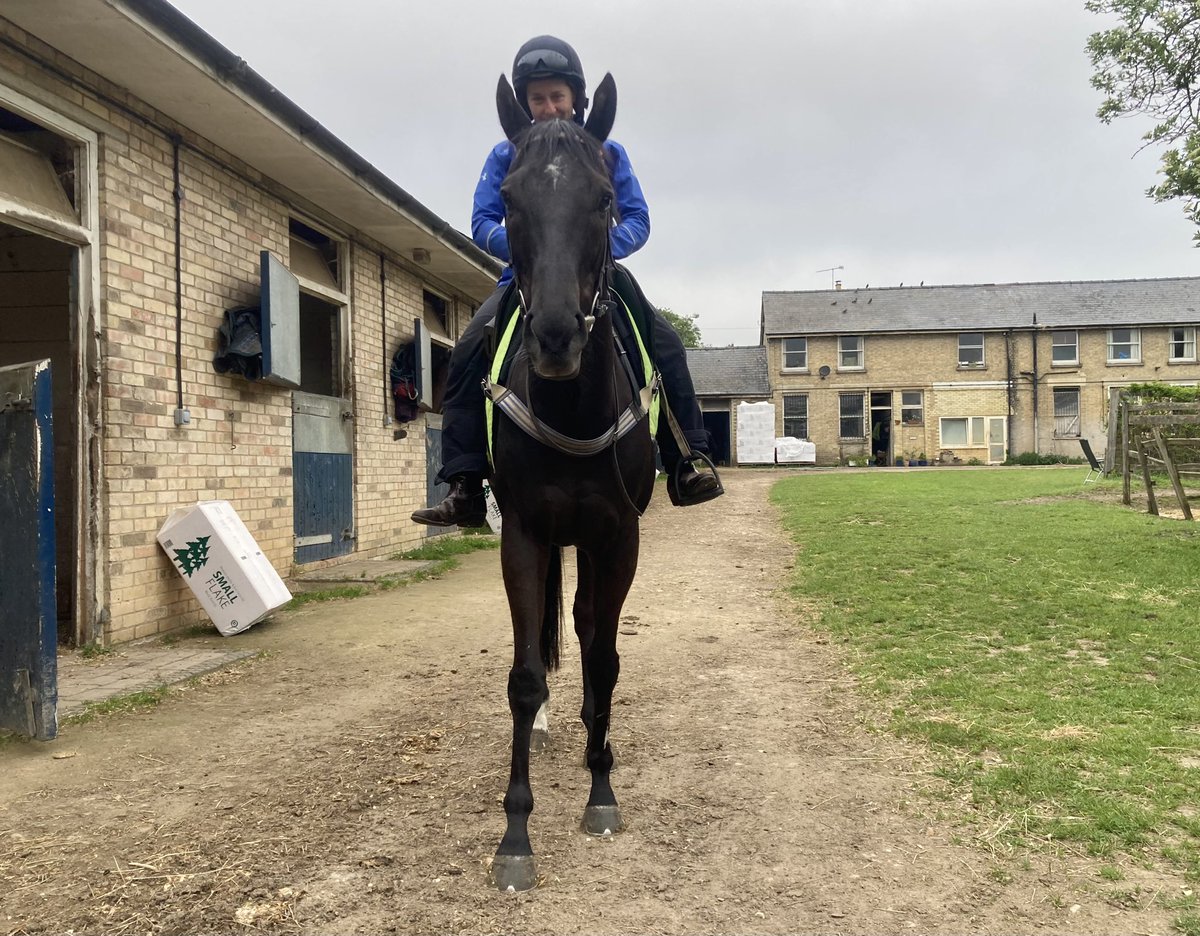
[484,72,657,892]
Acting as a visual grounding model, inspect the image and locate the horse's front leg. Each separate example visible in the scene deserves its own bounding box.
[491,523,550,892]
[579,526,639,837]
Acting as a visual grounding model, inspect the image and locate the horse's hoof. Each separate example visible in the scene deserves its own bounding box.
[582,804,623,836]
[530,727,550,754]
[491,854,538,892]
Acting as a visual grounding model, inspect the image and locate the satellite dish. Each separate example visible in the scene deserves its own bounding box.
[818,365,831,379]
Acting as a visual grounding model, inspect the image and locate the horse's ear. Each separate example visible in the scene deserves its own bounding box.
[583,73,616,143]
[497,74,530,142]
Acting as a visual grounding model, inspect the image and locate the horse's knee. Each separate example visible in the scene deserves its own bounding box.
[507,666,546,718]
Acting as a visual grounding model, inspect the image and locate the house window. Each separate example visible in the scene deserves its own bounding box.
[839,392,866,438]
[782,337,808,371]
[939,416,986,446]
[1107,327,1141,363]
[838,335,864,370]
[1051,330,1078,365]
[1169,326,1197,362]
[900,390,924,426]
[1053,387,1081,437]
[958,333,985,367]
[783,394,808,438]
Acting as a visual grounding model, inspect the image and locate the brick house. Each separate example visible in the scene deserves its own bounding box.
[684,346,770,465]
[0,1,503,646]
[761,278,1200,467]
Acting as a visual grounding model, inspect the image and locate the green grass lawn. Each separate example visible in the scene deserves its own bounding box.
[772,467,1200,918]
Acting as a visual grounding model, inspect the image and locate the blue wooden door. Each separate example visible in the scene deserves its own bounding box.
[293,391,354,563]
[0,360,58,740]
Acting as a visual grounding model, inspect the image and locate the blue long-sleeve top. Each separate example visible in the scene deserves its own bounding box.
[471,137,651,287]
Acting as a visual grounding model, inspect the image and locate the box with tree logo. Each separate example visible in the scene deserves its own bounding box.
[157,501,292,636]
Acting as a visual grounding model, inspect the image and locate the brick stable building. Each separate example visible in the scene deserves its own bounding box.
[1,1,502,646]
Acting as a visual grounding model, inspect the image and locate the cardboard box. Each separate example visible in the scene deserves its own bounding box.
[481,481,503,534]
[157,501,291,636]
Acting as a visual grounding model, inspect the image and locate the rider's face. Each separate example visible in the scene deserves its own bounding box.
[525,79,575,121]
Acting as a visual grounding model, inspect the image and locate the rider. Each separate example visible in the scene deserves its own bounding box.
[412,35,722,528]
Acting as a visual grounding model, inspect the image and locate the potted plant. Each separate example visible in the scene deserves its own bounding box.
[917,452,928,466]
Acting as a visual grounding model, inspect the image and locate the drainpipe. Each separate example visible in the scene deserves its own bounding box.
[1005,330,1015,456]
[1030,313,1039,454]
[381,252,389,427]
[171,135,188,427]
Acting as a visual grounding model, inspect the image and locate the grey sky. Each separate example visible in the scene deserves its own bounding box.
[168,0,1197,346]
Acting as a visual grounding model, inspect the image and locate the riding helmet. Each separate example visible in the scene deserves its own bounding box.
[512,35,588,123]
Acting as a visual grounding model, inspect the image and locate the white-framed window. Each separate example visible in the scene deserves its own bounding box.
[838,335,864,370]
[939,415,987,446]
[1053,387,1081,437]
[839,392,866,438]
[1051,330,1078,366]
[783,394,808,438]
[900,390,924,426]
[1169,326,1197,363]
[1107,327,1141,363]
[958,333,985,367]
[782,337,808,371]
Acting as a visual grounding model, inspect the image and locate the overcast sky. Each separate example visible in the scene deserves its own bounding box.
[168,0,1197,346]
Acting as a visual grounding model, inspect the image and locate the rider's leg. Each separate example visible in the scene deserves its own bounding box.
[411,286,505,528]
[649,310,724,507]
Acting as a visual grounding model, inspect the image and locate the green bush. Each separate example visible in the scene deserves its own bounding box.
[1004,452,1086,466]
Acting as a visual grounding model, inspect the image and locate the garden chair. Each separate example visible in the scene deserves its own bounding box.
[1080,438,1103,483]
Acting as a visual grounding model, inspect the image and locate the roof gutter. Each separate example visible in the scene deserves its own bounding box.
[118,0,502,279]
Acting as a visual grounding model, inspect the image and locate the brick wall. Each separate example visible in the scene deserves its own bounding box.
[1,23,488,643]
[769,327,1200,466]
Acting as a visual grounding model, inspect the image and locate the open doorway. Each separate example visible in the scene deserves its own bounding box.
[869,391,893,466]
[0,221,78,642]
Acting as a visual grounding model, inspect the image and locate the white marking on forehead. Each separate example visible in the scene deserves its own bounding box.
[544,155,566,190]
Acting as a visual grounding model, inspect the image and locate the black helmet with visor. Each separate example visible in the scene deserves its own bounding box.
[512,35,588,123]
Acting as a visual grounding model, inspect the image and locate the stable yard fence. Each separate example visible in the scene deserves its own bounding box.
[1118,399,1200,521]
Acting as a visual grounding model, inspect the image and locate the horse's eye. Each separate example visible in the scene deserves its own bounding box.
[598,193,613,212]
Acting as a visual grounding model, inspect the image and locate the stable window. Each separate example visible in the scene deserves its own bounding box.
[782,337,807,371]
[839,392,866,438]
[1051,330,1078,365]
[838,335,864,370]
[782,394,808,438]
[958,333,985,367]
[1053,387,1081,437]
[940,415,986,446]
[1169,326,1197,363]
[424,289,450,339]
[901,390,924,426]
[1107,327,1141,363]
[288,218,339,291]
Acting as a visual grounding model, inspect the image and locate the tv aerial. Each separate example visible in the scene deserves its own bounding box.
[816,265,844,288]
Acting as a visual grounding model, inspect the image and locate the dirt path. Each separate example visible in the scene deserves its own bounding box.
[0,470,1177,935]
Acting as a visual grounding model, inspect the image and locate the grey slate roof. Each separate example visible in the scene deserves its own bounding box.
[685,346,770,398]
[762,276,1200,337]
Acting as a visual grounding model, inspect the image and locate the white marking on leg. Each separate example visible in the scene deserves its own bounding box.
[534,700,550,735]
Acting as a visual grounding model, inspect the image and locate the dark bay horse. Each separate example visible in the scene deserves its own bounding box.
[485,72,656,892]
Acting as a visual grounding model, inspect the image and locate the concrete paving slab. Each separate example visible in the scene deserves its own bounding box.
[56,646,257,718]
[288,558,435,589]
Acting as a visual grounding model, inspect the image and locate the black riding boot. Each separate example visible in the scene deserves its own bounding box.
[411,475,488,528]
[667,461,723,507]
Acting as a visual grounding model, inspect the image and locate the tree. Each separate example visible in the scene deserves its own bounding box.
[1087,1,1200,241]
[657,307,703,348]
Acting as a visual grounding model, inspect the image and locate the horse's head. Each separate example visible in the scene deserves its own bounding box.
[496,72,618,380]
